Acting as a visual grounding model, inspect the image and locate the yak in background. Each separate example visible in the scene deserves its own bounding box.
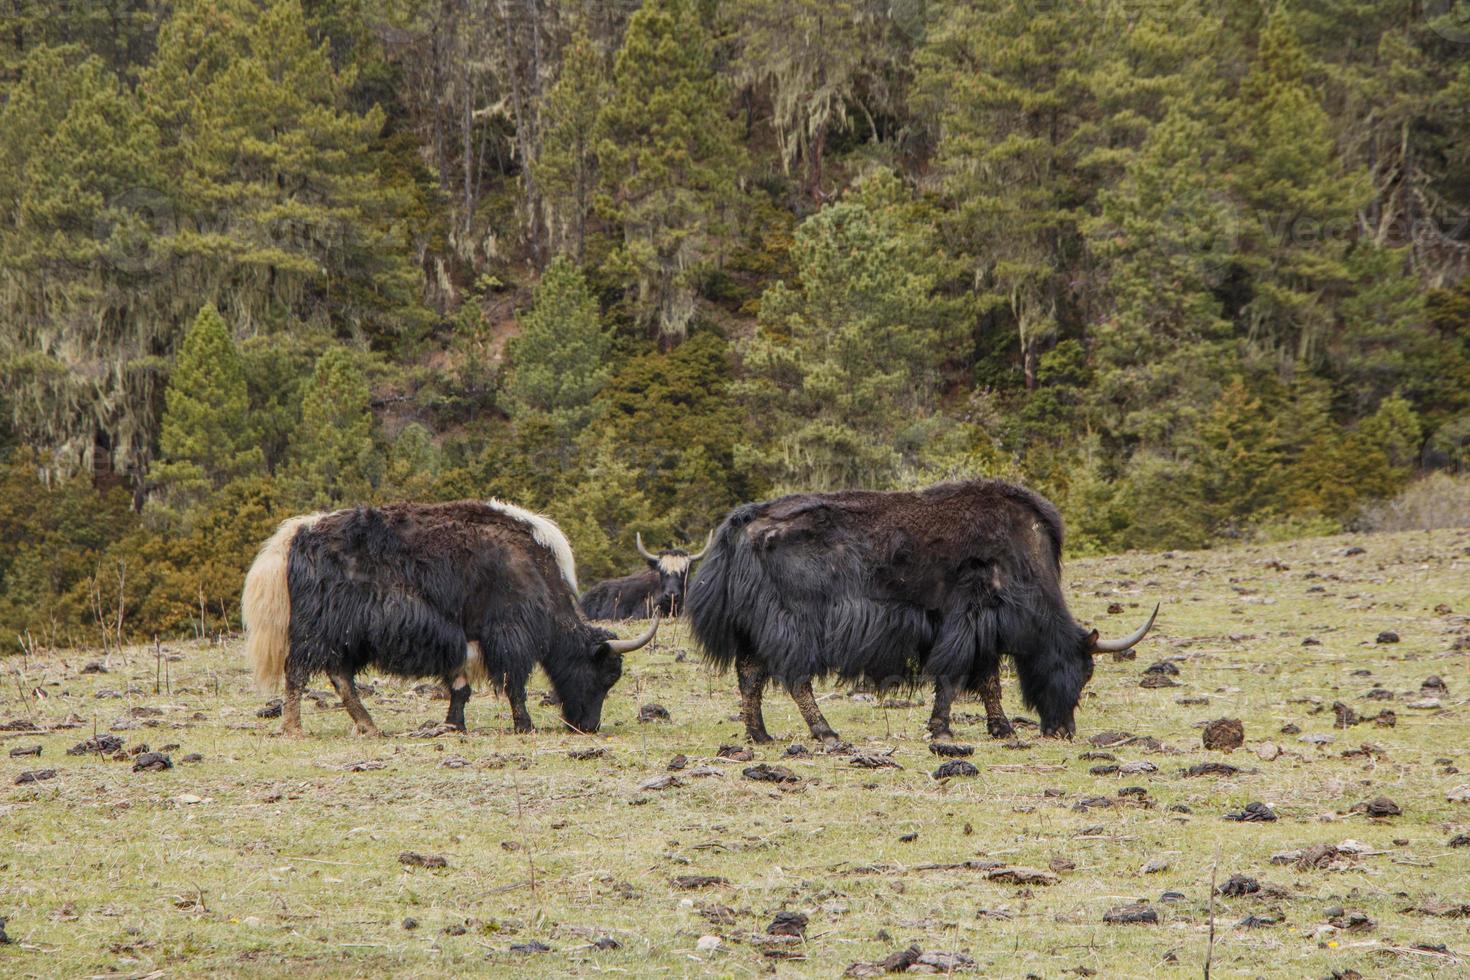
[242,499,658,737]
[580,532,712,620]
[687,479,1156,742]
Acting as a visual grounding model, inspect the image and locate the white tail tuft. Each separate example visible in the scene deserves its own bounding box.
[484,498,578,593]
[242,513,325,692]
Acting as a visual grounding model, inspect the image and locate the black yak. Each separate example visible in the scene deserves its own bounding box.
[579,532,712,620]
[242,500,659,737]
[686,479,1156,742]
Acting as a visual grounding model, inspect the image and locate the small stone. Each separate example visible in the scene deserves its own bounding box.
[637,703,670,723]
[1237,914,1277,929]
[398,851,448,869]
[766,911,808,937]
[1354,796,1401,818]
[15,768,56,785]
[667,754,688,770]
[1255,742,1281,761]
[256,699,283,718]
[130,751,172,772]
[1119,760,1158,775]
[1224,802,1277,822]
[742,763,798,783]
[1103,904,1158,925]
[1280,723,1302,735]
[1202,718,1244,752]
[1375,631,1400,644]
[695,935,722,952]
[402,917,419,930]
[1423,676,1449,694]
[1216,874,1260,897]
[179,752,204,763]
[8,745,41,758]
[1142,857,1170,874]
[932,760,979,779]
[638,774,681,791]
[1407,697,1442,709]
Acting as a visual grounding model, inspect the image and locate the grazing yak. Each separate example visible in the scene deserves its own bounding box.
[686,479,1156,742]
[242,500,659,737]
[579,532,712,620]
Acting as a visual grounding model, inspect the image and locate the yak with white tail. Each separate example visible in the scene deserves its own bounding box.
[242,499,658,737]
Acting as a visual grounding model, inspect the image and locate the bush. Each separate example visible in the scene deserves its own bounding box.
[1360,472,1470,532]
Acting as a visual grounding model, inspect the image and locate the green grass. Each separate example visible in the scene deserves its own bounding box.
[3,529,1469,977]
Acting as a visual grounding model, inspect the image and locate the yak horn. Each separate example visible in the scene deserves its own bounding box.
[605,611,661,654]
[1092,603,1160,653]
[687,529,714,562]
[634,532,657,562]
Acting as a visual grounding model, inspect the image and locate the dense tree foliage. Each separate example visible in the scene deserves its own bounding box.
[2,0,1469,640]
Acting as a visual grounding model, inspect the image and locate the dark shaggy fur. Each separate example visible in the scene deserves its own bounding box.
[580,546,696,620]
[687,479,1099,741]
[285,501,626,734]
[580,569,662,620]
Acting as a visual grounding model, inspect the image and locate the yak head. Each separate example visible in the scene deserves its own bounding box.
[1034,605,1160,738]
[635,531,711,616]
[549,614,662,733]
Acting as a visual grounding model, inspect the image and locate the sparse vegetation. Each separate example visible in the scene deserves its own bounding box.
[4,529,1469,975]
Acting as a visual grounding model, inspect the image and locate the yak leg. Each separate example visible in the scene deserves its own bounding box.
[979,668,1014,739]
[736,651,773,744]
[445,674,471,732]
[506,675,535,734]
[328,672,382,737]
[282,657,308,737]
[927,678,956,740]
[790,678,840,744]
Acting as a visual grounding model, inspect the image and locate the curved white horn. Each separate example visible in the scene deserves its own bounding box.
[634,532,657,562]
[605,611,661,654]
[1092,603,1159,653]
[687,529,714,562]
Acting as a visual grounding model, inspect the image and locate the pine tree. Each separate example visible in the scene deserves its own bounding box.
[142,0,426,343]
[506,257,612,433]
[1227,12,1363,365]
[283,346,378,508]
[727,0,884,195]
[534,31,607,262]
[596,0,742,347]
[0,45,168,503]
[153,305,263,508]
[737,172,961,491]
[1088,103,1237,449]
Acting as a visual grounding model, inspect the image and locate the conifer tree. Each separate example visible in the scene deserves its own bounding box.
[596,0,741,347]
[738,173,960,491]
[153,305,263,507]
[283,346,378,508]
[506,257,612,433]
[535,32,607,262]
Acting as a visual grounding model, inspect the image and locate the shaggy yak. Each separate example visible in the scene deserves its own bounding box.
[242,500,659,737]
[579,532,712,620]
[686,479,1156,742]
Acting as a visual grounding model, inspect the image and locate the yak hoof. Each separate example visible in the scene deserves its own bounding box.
[514,722,536,735]
[748,731,774,745]
[986,718,1015,739]
[929,727,954,741]
[355,724,383,738]
[281,725,306,739]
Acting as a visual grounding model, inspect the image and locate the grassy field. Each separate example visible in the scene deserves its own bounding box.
[3,529,1469,978]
